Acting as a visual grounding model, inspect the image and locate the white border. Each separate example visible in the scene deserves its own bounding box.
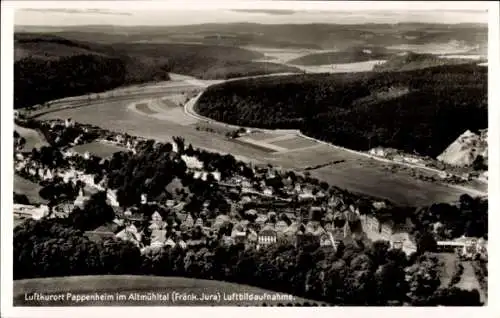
[2,1,493,12]
[1,1,498,318]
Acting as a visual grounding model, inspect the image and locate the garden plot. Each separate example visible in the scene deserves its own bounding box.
[269,135,319,151]
[132,99,198,126]
[71,141,128,158]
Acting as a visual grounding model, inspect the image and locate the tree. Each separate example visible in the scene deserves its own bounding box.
[69,191,115,231]
[405,253,441,305]
[416,232,437,254]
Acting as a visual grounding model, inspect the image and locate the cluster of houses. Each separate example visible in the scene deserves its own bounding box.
[437,237,488,260]
[15,118,488,259]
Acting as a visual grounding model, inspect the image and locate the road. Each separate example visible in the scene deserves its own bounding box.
[33,73,486,206]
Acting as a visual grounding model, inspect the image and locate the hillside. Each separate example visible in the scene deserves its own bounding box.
[437,129,488,167]
[373,52,484,72]
[288,47,394,65]
[196,64,487,158]
[14,33,298,108]
[17,23,487,51]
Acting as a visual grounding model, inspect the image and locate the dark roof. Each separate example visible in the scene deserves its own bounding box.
[84,231,115,243]
[93,222,121,233]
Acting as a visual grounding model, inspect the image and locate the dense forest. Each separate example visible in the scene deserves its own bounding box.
[196,64,487,158]
[373,52,483,72]
[14,54,170,109]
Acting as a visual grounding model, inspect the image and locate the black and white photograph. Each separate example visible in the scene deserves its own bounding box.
[1,0,498,315]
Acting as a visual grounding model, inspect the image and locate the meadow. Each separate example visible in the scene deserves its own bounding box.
[70,141,128,158]
[14,275,324,306]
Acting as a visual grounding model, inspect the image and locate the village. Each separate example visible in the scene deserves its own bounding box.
[13,117,487,261]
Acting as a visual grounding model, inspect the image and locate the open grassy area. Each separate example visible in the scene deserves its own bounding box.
[14,275,325,306]
[433,252,458,287]
[14,124,49,152]
[70,141,127,158]
[135,102,158,115]
[14,174,47,204]
[270,136,318,150]
[37,88,483,206]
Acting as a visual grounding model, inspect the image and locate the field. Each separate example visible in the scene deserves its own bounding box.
[14,275,324,306]
[70,141,128,158]
[14,124,49,152]
[292,60,386,73]
[270,135,319,150]
[35,78,484,206]
[14,174,47,204]
[135,102,158,114]
[131,98,199,126]
[159,94,185,109]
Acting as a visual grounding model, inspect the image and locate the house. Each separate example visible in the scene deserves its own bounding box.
[275,220,289,233]
[390,232,416,256]
[369,147,386,157]
[331,228,346,243]
[165,200,176,208]
[151,211,163,222]
[255,214,268,226]
[148,221,166,231]
[13,204,49,220]
[258,227,277,248]
[43,169,53,181]
[231,227,247,244]
[213,214,231,228]
[324,222,334,233]
[182,214,195,228]
[84,229,116,243]
[247,229,258,243]
[328,196,343,208]
[194,217,204,227]
[164,238,176,248]
[150,230,167,248]
[263,188,274,197]
[319,232,335,248]
[140,193,148,204]
[211,171,222,182]
[73,188,89,209]
[106,189,120,207]
[64,118,75,127]
[115,224,142,247]
[186,238,207,247]
[53,202,74,216]
[181,155,204,170]
[176,240,187,249]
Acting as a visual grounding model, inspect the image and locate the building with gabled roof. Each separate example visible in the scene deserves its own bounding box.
[150,229,167,248]
[320,232,335,248]
[257,226,277,249]
[255,214,268,226]
[275,220,289,233]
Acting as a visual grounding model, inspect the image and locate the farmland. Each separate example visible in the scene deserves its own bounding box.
[14,275,323,306]
[34,77,484,206]
[14,174,47,204]
[70,141,128,158]
[14,124,49,151]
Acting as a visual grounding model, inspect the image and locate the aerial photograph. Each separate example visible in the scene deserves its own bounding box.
[6,1,491,308]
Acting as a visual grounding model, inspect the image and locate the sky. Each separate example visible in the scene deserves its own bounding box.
[13,2,489,26]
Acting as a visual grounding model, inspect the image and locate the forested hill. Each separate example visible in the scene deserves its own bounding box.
[14,33,171,109]
[14,33,299,109]
[373,52,484,72]
[196,64,487,158]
